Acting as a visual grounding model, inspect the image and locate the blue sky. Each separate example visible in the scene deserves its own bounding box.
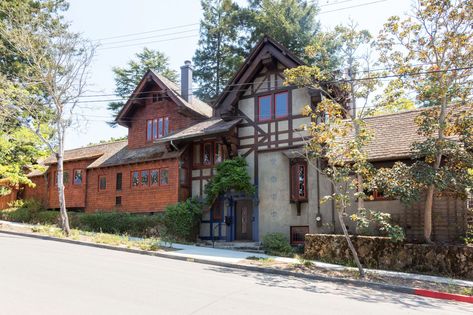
[64,0,412,149]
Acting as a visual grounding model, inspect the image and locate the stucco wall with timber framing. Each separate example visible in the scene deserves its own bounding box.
[304,234,473,280]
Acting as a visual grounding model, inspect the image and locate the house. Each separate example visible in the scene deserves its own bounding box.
[5,36,470,243]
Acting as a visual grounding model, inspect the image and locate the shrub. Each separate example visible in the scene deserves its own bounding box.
[72,212,162,238]
[262,233,294,257]
[33,211,60,225]
[162,198,202,244]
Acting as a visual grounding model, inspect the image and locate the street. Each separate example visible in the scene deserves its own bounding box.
[0,233,471,315]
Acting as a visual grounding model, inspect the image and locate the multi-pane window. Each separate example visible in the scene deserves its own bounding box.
[150,169,159,186]
[141,170,149,186]
[116,173,122,191]
[193,142,228,166]
[258,95,272,121]
[147,117,169,141]
[54,171,69,186]
[160,169,169,185]
[99,176,107,190]
[290,160,308,202]
[258,91,289,121]
[73,169,83,185]
[275,92,288,118]
[132,171,139,187]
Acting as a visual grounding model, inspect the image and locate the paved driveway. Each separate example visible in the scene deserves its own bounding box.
[0,233,471,315]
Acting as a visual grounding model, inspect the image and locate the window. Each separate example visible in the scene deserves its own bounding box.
[158,118,163,138]
[150,169,159,186]
[54,171,69,186]
[141,170,149,186]
[258,95,272,121]
[193,144,201,165]
[290,226,309,245]
[275,91,288,118]
[203,143,212,165]
[131,171,139,187]
[290,160,308,202]
[214,144,223,164]
[160,169,169,185]
[116,173,122,191]
[152,93,157,102]
[164,117,169,136]
[147,120,153,141]
[99,176,107,190]
[153,119,158,139]
[115,196,122,206]
[73,169,83,185]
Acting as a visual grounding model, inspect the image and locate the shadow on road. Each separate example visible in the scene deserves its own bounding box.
[205,265,472,313]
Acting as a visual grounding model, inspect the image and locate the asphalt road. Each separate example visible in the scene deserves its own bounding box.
[0,234,471,315]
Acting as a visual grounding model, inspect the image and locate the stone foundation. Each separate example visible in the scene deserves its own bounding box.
[304,234,473,280]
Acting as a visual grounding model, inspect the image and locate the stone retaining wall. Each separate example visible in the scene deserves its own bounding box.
[304,234,473,280]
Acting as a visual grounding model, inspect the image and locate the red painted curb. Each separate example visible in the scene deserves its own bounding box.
[415,289,473,304]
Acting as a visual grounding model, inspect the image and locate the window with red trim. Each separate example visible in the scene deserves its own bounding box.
[275,91,288,118]
[147,117,169,141]
[290,226,309,245]
[141,170,149,186]
[290,160,308,202]
[131,171,139,187]
[150,169,159,186]
[146,120,153,141]
[73,169,83,185]
[258,95,272,121]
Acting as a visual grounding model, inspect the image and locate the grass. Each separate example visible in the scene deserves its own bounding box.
[29,224,162,251]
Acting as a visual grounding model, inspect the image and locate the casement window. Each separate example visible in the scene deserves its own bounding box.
[193,144,201,166]
[115,196,122,206]
[116,173,122,191]
[73,169,83,185]
[150,169,159,186]
[141,170,149,186]
[99,176,107,191]
[258,91,289,122]
[147,117,169,141]
[203,143,213,166]
[160,168,169,185]
[275,91,288,118]
[54,171,69,186]
[290,160,308,202]
[131,171,139,187]
[290,226,309,245]
[258,95,272,121]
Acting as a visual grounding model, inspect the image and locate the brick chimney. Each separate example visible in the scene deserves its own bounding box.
[180,60,193,103]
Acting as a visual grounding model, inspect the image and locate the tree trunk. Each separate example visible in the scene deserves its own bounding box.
[56,128,70,236]
[338,210,365,278]
[423,184,434,242]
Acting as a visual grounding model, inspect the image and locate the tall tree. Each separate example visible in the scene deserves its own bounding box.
[193,0,245,103]
[0,4,95,235]
[376,0,473,242]
[108,48,178,125]
[0,0,66,191]
[245,0,320,59]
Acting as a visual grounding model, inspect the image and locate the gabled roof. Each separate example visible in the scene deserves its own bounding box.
[154,118,241,143]
[116,70,212,127]
[214,35,304,116]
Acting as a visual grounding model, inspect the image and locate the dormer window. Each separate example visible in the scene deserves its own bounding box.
[147,117,169,141]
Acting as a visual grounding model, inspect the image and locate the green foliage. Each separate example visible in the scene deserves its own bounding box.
[72,212,162,238]
[86,136,127,146]
[193,0,245,103]
[161,198,203,244]
[204,157,255,205]
[261,233,294,257]
[351,209,405,242]
[108,48,178,124]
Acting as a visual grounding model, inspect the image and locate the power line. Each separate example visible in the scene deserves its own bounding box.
[93,23,200,42]
[97,34,199,50]
[320,0,390,14]
[98,28,199,47]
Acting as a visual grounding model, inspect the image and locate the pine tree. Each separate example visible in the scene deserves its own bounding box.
[192,0,245,104]
[108,48,178,125]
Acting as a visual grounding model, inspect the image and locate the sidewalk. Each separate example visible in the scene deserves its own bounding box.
[166,241,473,288]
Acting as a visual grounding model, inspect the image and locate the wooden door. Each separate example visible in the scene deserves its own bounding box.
[235,200,253,240]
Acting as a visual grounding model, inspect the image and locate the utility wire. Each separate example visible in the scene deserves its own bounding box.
[93,23,200,42]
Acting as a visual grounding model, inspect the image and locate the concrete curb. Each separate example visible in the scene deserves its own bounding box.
[1,229,472,304]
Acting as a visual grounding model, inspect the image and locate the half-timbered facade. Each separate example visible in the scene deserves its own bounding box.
[5,36,470,243]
